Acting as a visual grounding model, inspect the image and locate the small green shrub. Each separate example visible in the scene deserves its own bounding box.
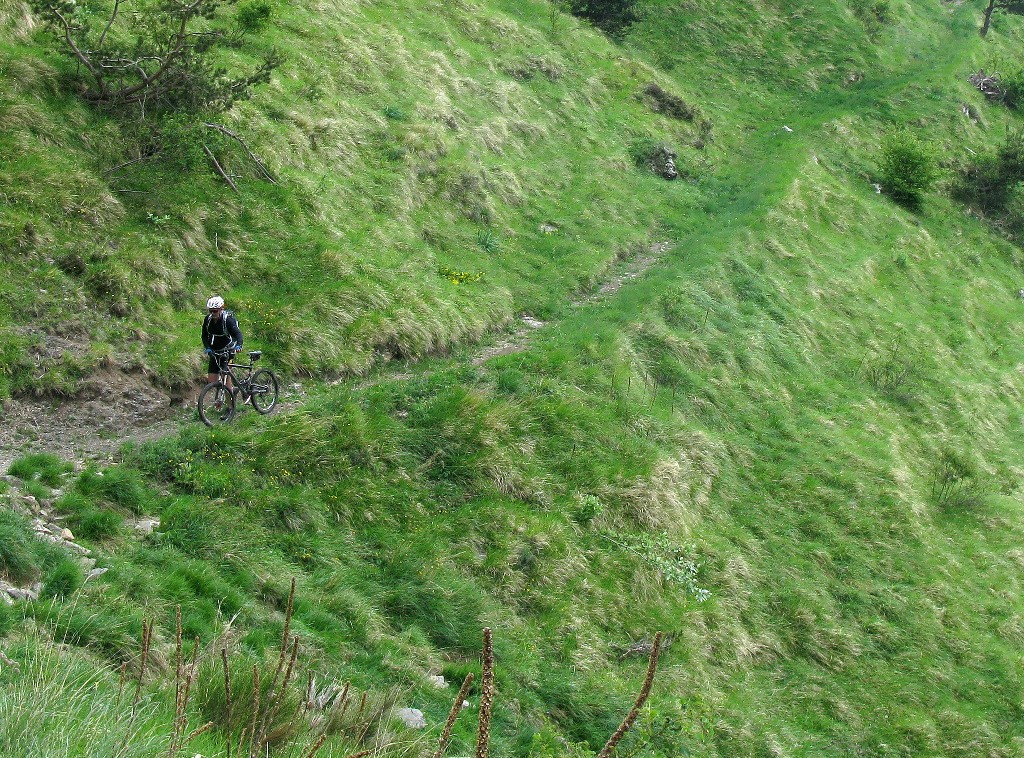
[43,558,84,599]
[862,344,921,402]
[640,82,697,120]
[477,229,500,253]
[571,494,604,526]
[569,0,638,36]
[930,447,990,510]
[999,67,1024,109]
[237,0,274,32]
[8,453,71,487]
[878,128,938,208]
[850,0,891,25]
[953,128,1024,223]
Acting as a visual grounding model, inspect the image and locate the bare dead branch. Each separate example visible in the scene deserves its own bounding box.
[203,122,278,183]
[204,144,239,193]
[96,0,121,49]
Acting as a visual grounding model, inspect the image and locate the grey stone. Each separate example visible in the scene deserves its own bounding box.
[86,567,108,581]
[427,674,448,689]
[395,708,427,729]
[132,518,160,535]
[649,145,678,180]
[60,528,74,541]
[79,557,96,571]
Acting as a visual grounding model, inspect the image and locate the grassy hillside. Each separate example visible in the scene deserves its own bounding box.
[3,0,1024,755]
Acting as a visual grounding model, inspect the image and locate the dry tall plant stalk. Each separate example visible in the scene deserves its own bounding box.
[115,616,154,755]
[474,628,495,758]
[222,648,235,758]
[597,631,663,758]
[168,606,212,758]
[433,672,475,758]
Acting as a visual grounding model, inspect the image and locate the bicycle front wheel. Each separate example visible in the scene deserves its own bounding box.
[198,382,236,427]
[249,369,279,414]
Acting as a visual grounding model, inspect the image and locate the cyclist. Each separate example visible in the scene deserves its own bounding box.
[202,295,244,388]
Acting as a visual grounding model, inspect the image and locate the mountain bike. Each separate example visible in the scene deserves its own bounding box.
[198,348,280,427]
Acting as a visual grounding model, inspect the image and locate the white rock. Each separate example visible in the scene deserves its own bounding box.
[462,700,470,709]
[132,518,159,535]
[427,674,447,689]
[395,708,427,729]
[61,528,75,541]
[87,567,108,581]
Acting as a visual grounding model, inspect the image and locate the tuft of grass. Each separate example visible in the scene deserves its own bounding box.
[0,510,42,584]
[8,453,71,487]
[42,558,85,599]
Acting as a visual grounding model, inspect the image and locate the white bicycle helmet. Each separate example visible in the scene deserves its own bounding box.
[206,295,225,310]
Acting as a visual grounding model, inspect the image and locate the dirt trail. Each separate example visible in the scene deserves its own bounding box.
[0,241,670,470]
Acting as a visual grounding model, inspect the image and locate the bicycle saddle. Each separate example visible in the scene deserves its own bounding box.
[248,351,262,361]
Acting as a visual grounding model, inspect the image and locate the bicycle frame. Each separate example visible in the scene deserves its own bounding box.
[211,351,256,394]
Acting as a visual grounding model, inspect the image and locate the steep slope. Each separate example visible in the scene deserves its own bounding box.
[2,0,1024,756]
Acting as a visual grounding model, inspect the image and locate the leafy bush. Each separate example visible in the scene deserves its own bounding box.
[999,67,1024,109]
[878,128,938,208]
[572,494,604,526]
[237,0,274,32]
[850,0,892,25]
[953,128,1024,220]
[569,0,639,36]
[28,0,280,120]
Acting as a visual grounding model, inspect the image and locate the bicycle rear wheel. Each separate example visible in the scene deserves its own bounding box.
[249,369,279,414]
[198,382,235,426]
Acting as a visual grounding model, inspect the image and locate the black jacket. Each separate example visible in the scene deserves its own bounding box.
[202,311,243,351]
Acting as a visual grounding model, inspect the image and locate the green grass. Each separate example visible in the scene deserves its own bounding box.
[3,0,1024,755]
